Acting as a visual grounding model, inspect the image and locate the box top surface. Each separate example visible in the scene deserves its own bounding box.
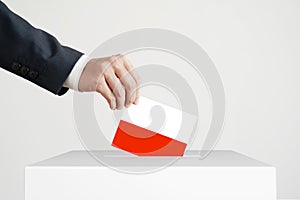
[28,150,271,167]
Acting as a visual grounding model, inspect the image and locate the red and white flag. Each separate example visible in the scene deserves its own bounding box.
[112,96,197,156]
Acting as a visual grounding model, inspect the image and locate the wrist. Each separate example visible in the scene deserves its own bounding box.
[63,55,90,91]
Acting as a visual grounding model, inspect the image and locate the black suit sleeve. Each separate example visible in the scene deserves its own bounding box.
[0,1,83,95]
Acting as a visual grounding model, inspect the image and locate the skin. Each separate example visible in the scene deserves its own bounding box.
[78,54,140,110]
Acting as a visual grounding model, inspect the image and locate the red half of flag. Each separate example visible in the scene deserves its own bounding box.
[112,120,187,156]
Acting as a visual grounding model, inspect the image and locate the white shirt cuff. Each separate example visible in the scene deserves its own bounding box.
[63,54,89,91]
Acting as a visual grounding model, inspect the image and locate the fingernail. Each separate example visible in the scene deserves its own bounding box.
[133,99,139,105]
[111,102,116,110]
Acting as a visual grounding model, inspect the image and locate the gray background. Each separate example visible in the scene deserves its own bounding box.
[0,0,299,199]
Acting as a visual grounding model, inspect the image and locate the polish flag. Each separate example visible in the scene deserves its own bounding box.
[112,96,197,156]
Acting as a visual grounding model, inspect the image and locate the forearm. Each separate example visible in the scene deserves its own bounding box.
[0,1,82,95]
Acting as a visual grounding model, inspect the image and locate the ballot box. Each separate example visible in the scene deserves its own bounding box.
[25,150,277,200]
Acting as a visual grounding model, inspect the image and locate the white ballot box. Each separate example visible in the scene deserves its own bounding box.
[25,150,277,200]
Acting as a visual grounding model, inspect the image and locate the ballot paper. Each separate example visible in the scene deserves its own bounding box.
[112,96,197,156]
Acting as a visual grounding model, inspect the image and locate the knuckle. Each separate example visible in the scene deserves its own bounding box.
[95,78,104,89]
[108,56,116,64]
[117,54,126,63]
[135,75,141,84]
[115,66,126,76]
[108,95,115,103]
[119,54,125,60]
[100,60,112,70]
[127,81,136,91]
[116,53,123,58]
[113,63,122,71]
[115,86,125,98]
[103,68,111,76]
[96,83,104,91]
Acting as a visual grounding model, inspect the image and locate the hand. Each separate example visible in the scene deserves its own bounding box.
[78,54,140,110]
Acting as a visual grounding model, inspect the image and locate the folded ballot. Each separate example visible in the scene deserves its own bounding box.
[112,96,197,156]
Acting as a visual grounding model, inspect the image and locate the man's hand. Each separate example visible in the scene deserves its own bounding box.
[78,54,140,110]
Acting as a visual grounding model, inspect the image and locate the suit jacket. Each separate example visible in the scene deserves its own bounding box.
[0,1,82,95]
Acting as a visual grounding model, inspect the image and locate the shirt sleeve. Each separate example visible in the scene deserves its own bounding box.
[63,54,90,91]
